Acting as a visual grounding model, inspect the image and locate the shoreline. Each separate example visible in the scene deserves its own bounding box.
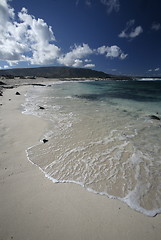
[1,84,161,240]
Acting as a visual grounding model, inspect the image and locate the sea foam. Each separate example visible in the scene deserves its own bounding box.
[23,80,161,216]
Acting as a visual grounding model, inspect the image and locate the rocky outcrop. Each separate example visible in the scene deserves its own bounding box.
[39,106,45,110]
[149,115,160,121]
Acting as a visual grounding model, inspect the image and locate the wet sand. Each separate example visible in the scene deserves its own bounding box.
[0,84,161,240]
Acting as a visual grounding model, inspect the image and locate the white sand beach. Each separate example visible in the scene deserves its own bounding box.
[0,85,161,240]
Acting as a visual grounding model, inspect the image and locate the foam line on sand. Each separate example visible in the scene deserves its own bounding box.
[0,85,161,240]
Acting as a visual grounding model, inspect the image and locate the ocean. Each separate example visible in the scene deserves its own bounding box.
[22,79,161,216]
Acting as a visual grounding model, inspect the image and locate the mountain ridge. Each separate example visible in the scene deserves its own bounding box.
[0,66,134,80]
[0,66,111,79]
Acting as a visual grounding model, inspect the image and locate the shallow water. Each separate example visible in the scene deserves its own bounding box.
[23,80,161,216]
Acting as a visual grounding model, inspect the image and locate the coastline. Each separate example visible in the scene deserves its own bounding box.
[0,84,161,240]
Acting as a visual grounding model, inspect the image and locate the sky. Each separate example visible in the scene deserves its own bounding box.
[0,0,161,76]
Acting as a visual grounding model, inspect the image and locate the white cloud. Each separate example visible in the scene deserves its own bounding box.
[0,0,127,69]
[8,60,19,67]
[0,0,60,66]
[100,0,120,14]
[120,52,128,60]
[148,68,160,72]
[85,59,92,63]
[119,19,143,39]
[106,46,120,58]
[58,44,127,68]
[4,65,9,69]
[58,44,93,67]
[0,0,15,27]
[97,45,107,55]
[84,63,95,68]
[97,45,127,59]
[129,26,143,38]
[73,59,83,67]
[151,22,161,31]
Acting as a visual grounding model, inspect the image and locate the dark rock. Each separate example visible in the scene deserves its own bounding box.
[0,81,6,85]
[1,74,14,79]
[31,83,46,87]
[15,92,21,95]
[43,139,48,143]
[3,85,14,89]
[149,115,160,121]
[39,106,45,110]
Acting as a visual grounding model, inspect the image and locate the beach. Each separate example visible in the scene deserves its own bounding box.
[0,81,161,240]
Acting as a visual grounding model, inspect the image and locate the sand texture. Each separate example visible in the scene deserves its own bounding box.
[0,85,161,240]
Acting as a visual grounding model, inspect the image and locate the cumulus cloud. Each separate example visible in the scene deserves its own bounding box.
[4,65,9,69]
[58,43,127,67]
[58,44,93,67]
[100,0,120,13]
[0,0,15,26]
[151,22,161,31]
[0,0,60,66]
[84,63,95,68]
[73,59,83,67]
[155,67,160,71]
[97,45,127,59]
[119,19,143,39]
[0,0,127,69]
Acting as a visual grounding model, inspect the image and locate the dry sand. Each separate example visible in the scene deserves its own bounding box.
[0,85,161,240]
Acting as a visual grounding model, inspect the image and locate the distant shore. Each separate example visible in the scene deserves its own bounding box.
[0,76,128,97]
[1,81,161,240]
[1,74,161,97]
[0,77,63,97]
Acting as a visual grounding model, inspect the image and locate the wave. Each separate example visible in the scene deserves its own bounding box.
[23,81,161,217]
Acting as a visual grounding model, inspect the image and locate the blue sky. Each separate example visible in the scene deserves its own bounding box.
[0,0,161,76]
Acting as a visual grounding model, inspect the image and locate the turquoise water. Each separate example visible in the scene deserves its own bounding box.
[23,80,161,216]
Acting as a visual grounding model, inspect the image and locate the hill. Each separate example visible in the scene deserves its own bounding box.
[0,66,111,79]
